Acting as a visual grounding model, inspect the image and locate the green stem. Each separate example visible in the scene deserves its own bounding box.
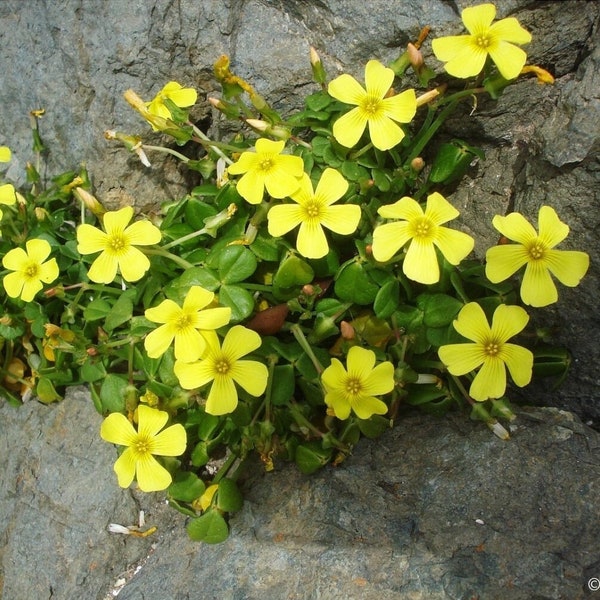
[212,451,239,484]
[290,323,325,375]
[144,247,195,270]
[349,142,373,161]
[142,144,190,163]
[161,228,209,251]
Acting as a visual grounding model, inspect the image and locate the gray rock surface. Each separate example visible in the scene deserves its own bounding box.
[1,391,599,600]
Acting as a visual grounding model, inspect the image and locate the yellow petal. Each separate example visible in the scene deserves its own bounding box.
[144,324,176,358]
[325,388,352,420]
[39,258,59,284]
[381,88,417,125]
[537,206,569,248]
[195,306,232,331]
[103,207,134,235]
[227,150,259,175]
[320,204,361,235]
[452,302,490,343]
[368,114,405,151]
[469,356,506,401]
[434,227,474,265]
[25,238,51,263]
[332,107,367,149]
[488,41,528,80]
[230,359,269,397]
[544,249,589,287]
[364,60,394,99]
[101,412,137,446]
[135,454,173,492]
[461,3,496,34]
[432,36,487,78]
[492,212,537,244]
[424,192,459,225]
[173,327,207,362]
[205,376,238,415]
[403,238,440,284]
[489,17,532,45]
[174,359,215,390]
[267,204,303,237]
[166,86,197,108]
[77,224,108,255]
[117,247,151,282]
[485,244,529,283]
[255,138,286,155]
[346,345,376,378]
[362,361,395,396]
[145,299,182,324]
[113,448,137,488]
[0,146,11,162]
[321,358,347,392]
[137,404,169,438]
[87,251,119,284]
[438,343,485,375]
[378,196,423,220]
[0,183,16,206]
[222,325,262,361]
[490,304,529,343]
[236,170,266,205]
[500,343,533,387]
[124,220,162,246]
[520,261,558,307]
[327,73,366,106]
[371,222,411,262]
[264,162,303,199]
[351,395,388,419]
[2,247,28,271]
[296,221,328,258]
[20,278,44,302]
[183,286,215,311]
[314,168,349,206]
[152,423,187,456]
[2,271,25,298]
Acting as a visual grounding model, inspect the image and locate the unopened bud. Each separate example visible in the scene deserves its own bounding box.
[410,157,425,172]
[407,43,424,70]
[416,85,446,107]
[301,284,315,297]
[74,187,106,217]
[520,65,555,85]
[309,46,327,84]
[245,118,291,141]
[123,88,147,113]
[34,207,49,221]
[340,321,355,340]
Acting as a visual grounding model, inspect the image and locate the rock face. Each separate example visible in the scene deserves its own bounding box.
[0,2,600,599]
[1,392,600,600]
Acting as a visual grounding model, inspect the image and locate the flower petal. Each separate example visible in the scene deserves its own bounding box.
[137,404,169,438]
[378,196,423,221]
[174,359,215,390]
[145,299,182,325]
[183,286,215,311]
[438,343,485,375]
[144,324,176,358]
[488,41,528,80]
[101,412,138,446]
[264,163,303,199]
[451,302,490,343]
[469,356,506,401]
[152,423,187,456]
[117,247,151,282]
[236,170,266,205]
[205,376,239,415]
[222,325,262,362]
[255,138,286,155]
[544,249,589,287]
[0,146,11,162]
[103,207,134,235]
[268,204,303,237]
[537,206,569,249]
[195,306,232,331]
[462,3,496,33]
[2,271,25,298]
[347,346,376,379]
[500,343,533,387]
[362,361,395,396]
[314,168,348,206]
[38,258,59,283]
[371,222,411,262]
[135,454,173,492]
[432,36,488,78]
[173,327,207,362]
[368,114,406,150]
[332,107,367,149]
[227,150,259,175]
[77,224,108,255]
[364,60,394,98]
[124,220,162,246]
[489,16,532,45]
[325,389,352,420]
[434,227,474,265]
[320,204,361,236]
[492,212,537,244]
[2,247,28,271]
[351,395,388,419]
[490,304,529,343]
[520,260,558,307]
[113,448,137,488]
[327,73,366,106]
[166,86,197,108]
[0,183,16,206]
[381,89,417,125]
[20,278,43,302]
[424,192,458,225]
[230,359,269,397]
[485,243,530,283]
[403,238,440,284]
[321,358,347,392]
[296,221,329,258]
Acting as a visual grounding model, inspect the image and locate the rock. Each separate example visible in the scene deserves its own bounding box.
[2,393,599,599]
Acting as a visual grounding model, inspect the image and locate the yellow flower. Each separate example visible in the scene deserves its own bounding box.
[144,286,232,362]
[485,206,589,307]
[438,302,533,401]
[321,345,395,420]
[431,3,532,80]
[327,59,417,151]
[76,206,162,284]
[174,325,268,416]
[227,138,304,205]
[0,183,16,219]
[100,404,187,492]
[372,192,474,284]
[2,238,59,302]
[0,146,11,162]
[267,168,361,259]
[146,81,197,121]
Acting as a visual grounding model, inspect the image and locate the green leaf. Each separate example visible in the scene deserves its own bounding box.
[186,510,229,544]
[216,478,244,512]
[217,245,257,284]
[273,254,314,289]
[305,91,333,111]
[219,284,254,322]
[191,441,210,467]
[334,261,379,305]
[417,293,463,328]
[357,415,390,439]
[83,298,112,322]
[80,360,107,383]
[168,472,206,503]
[270,364,295,405]
[250,233,280,262]
[341,160,370,182]
[295,442,332,474]
[36,377,62,404]
[166,267,220,296]
[373,279,400,319]
[104,290,135,331]
[99,374,128,413]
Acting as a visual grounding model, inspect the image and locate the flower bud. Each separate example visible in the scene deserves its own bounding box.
[407,43,424,70]
[245,119,291,141]
[410,157,425,172]
[310,46,327,84]
[74,187,106,217]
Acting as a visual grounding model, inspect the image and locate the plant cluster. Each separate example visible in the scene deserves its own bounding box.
[0,3,589,543]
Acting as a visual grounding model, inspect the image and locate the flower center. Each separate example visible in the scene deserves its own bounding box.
[360,95,383,117]
[345,376,362,396]
[107,233,128,254]
[475,34,491,49]
[215,358,230,375]
[133,434,152,457]
[411,216,435,239]
[175,313,193,331]
[258,156,275,173]
[527,240,546,260]
[303,200,322,220]
[24,261,40,279]
[483,338,502,357]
